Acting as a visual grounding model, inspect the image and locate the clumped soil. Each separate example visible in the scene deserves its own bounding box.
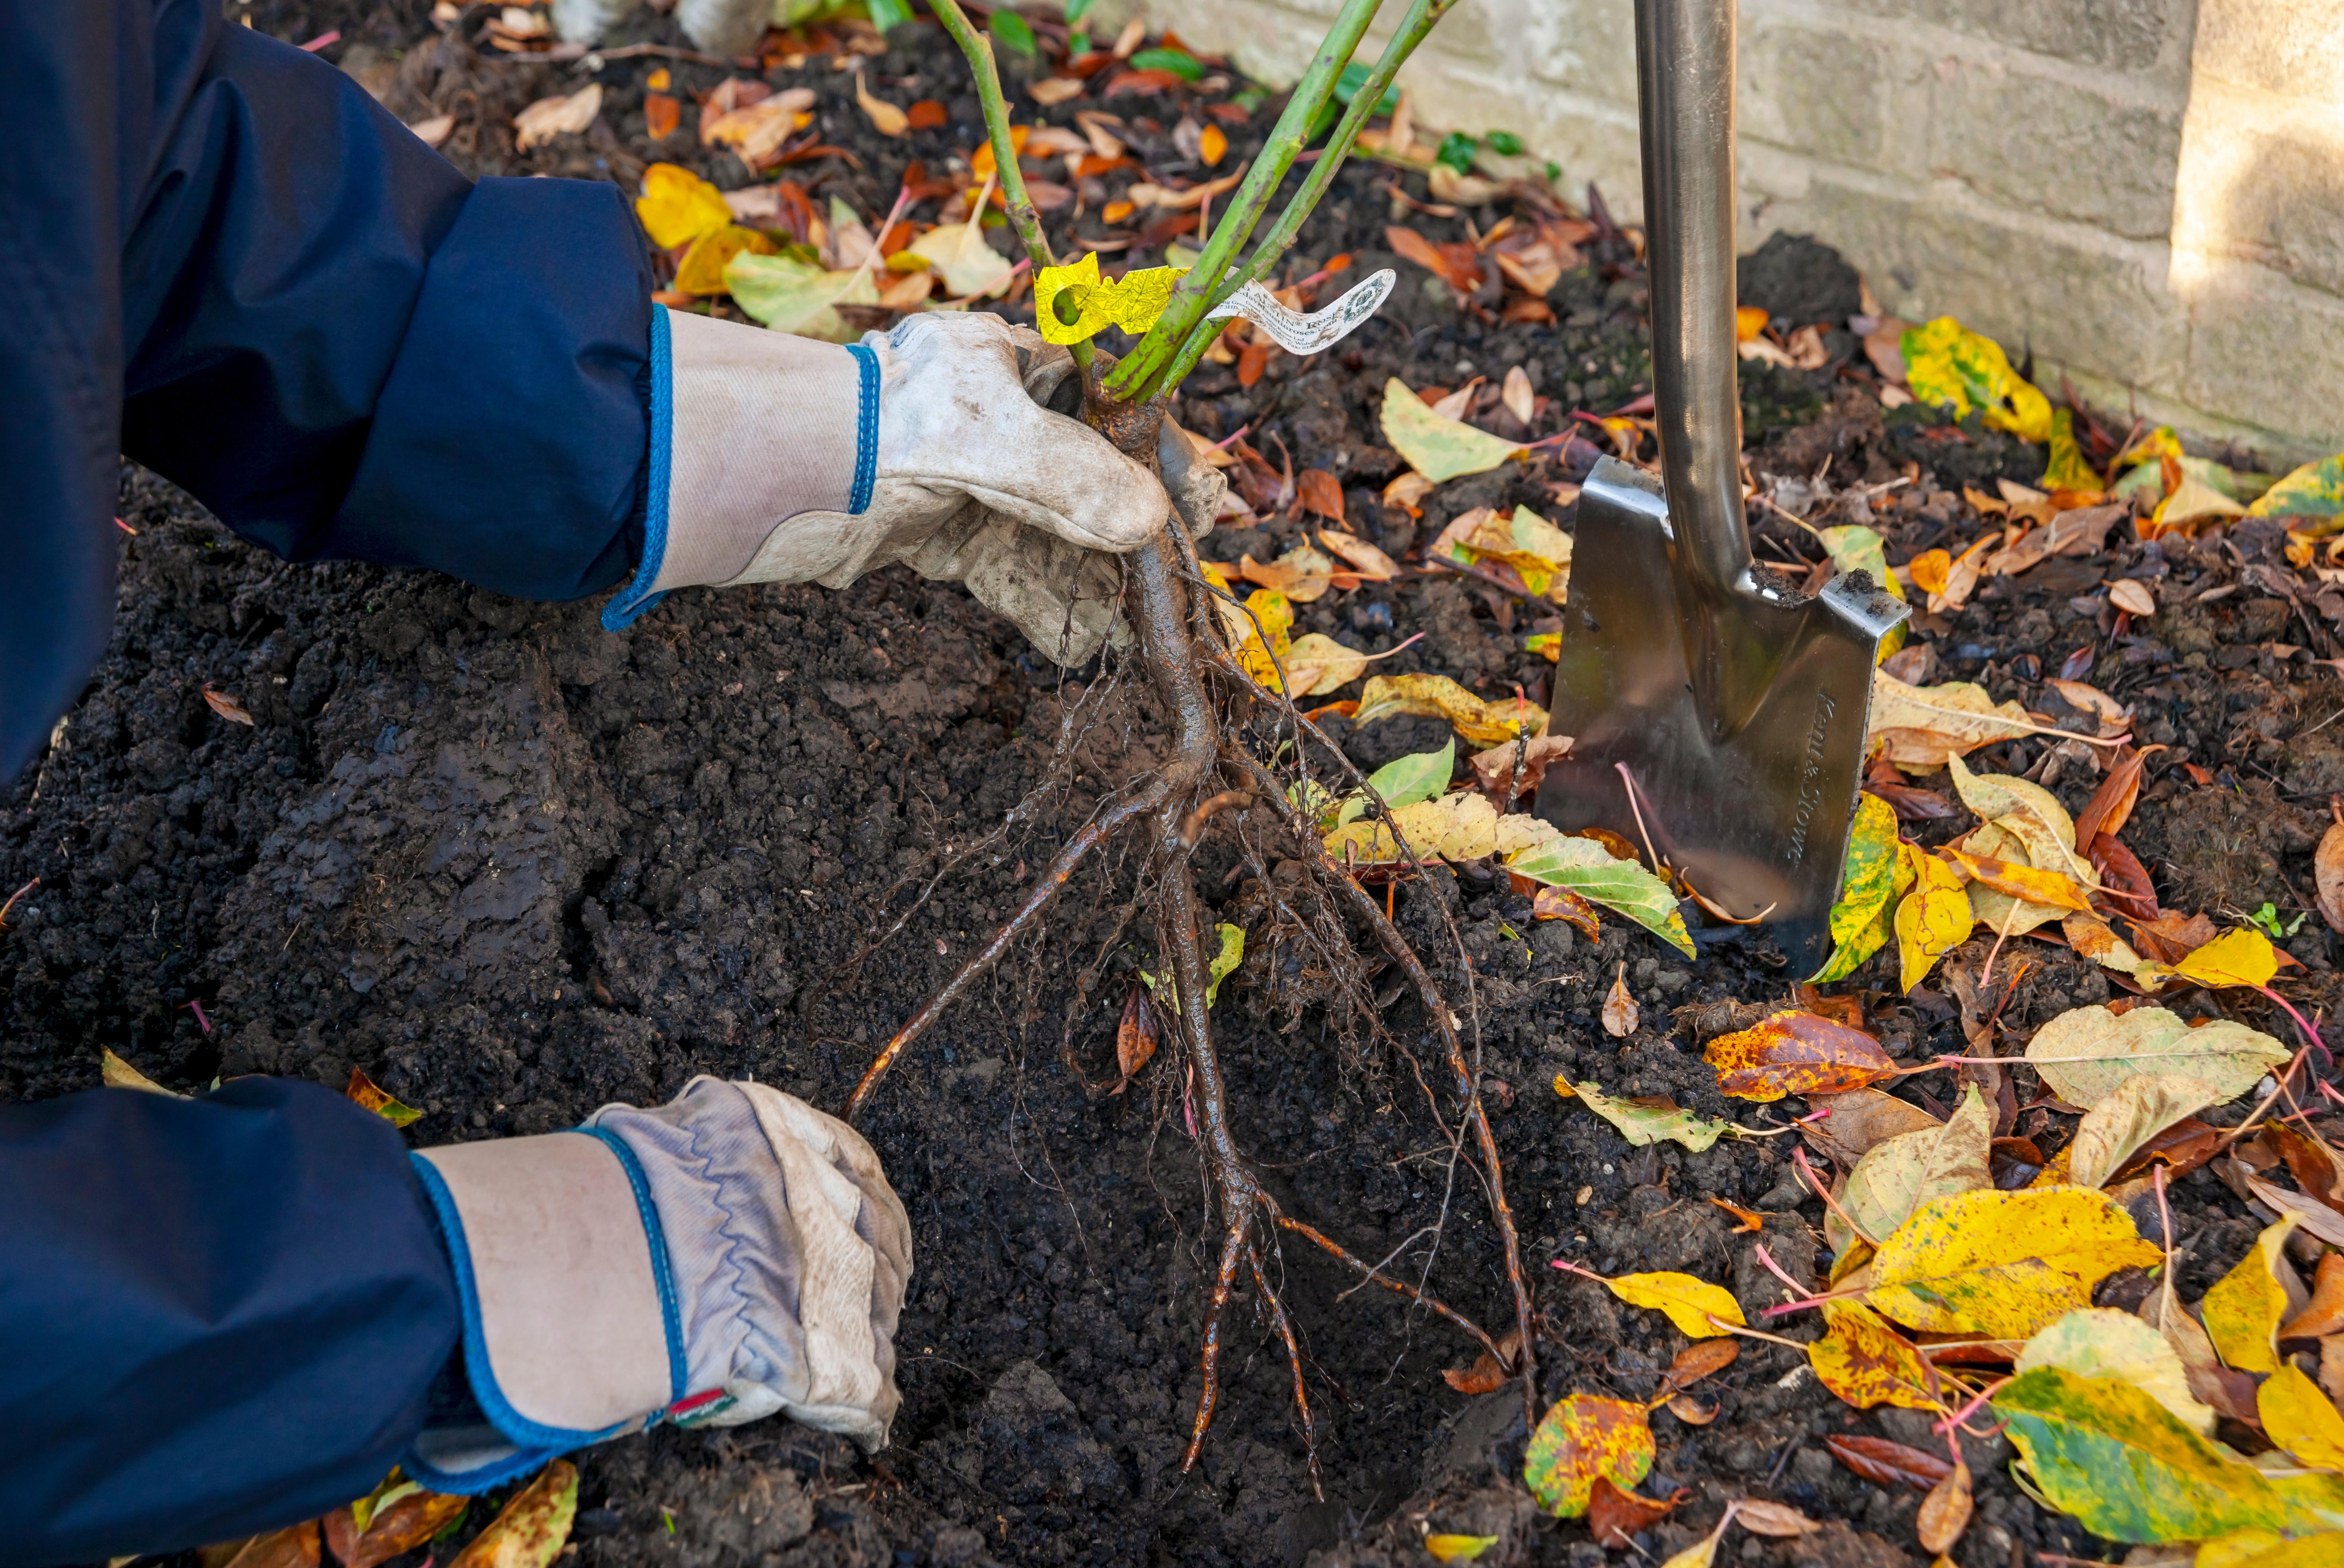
[10,4,2344,1566]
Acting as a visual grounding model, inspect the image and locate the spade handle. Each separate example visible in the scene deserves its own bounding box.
[1635,0,1750,597]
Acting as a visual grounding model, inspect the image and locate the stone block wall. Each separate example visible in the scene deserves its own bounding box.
[1090,0,2344,463]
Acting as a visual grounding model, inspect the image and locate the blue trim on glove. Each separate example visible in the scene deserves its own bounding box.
[580,1126,688,1406]
[399,1146,632,1492]
[601,303,675,631]
[846,341,878,515]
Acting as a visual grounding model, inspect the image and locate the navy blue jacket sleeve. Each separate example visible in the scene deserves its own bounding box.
[0,0,655,781]
[0,1080,461,1568]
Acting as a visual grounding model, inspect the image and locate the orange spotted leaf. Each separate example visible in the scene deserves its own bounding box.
[1704,1010,1898,1102]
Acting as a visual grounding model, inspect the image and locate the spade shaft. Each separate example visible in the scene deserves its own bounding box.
[1534,0,1907,976]
[1637,0,1745,600]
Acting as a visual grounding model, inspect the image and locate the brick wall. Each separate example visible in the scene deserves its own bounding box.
[1091,0,2344,464]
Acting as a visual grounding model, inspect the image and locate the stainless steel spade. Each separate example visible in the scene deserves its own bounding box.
[1533,0,1907,975]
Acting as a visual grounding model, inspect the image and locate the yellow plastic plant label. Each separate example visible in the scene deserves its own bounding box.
[1032,252,1188,345]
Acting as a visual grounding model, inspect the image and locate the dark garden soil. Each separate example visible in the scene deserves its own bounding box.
[10,3,2344,1565]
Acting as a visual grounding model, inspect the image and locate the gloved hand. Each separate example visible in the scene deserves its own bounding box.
[604,308,1223,665]
[403,1078,909,1492]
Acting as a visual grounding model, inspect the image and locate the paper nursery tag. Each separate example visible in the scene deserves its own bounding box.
[1205,269,1395,355]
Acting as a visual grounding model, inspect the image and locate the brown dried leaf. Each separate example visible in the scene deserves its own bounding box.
[513,83,603,150]
[1704,1011,1898,1102]
[2109,578,2158,617]
[1801,1088,1944,1169]
[2320,813,2344,935]
[1869,781,1960,821]
[1316,528,1400,580]
[1664,1392,1719,1424]
[1585,1478,1682,1548]
[643,92,680,140]
[2041,678,2133,738]
[1115,986,1158,1087]
[1733,1500,1821,1538]
[211,1522,322,1568]
[2074,746,2159,846]
[2283,1252,2344,1341]
[2268,1121,2344,1216]
[1468,734,1574,801]
[1531,884,1601,941]
[202,686,255,726]
[1603,964,1638,1038]
[1440,1331,1521,1395]
[1823,1434,1954,1489]
[1385,225,1481,294]
[2129,910,2218,964]
[1502,365,1536,426]
[2090,833,2161,919]
[327,1487,470,1568]
[1663,1338,1740,1393]
[1296,468,1344,522]
[1441,1351,1507,1396]
[1915,1460,1973,1554]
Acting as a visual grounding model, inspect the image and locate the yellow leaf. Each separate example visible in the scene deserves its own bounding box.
[1379,379,1525,484]
[1219,586,1295,691]
[1423,1535,1498,1563]
[1323,790,1501,863]
[1282,632,1366,696]
[636,163,734,249]
[1812,791,1903,984]
[100,1046,183,1097]
[854,70,908,136]
[1864,1186,2164,1339]
[2016,1307,2216,1436]
[723,252,880,342]
[2044,407,2105,492]
[1808,1301,1941,1411]
[1429,504,1573,603]
[446,1459,577,1568]
[2204,1215,2300,1374]
[1899,316,2053,443]
[2261,1363,2344,1471]
[1033,251,1190,345]
[2066,1074,2220,1191]
[671,224,777,296]
[2248,454,2344,522]
[1844,1083,1992,1244]
[908,220,1018,299]
[2024,1005,2289,1110]
[1868,673,2036,769]
[1946,756,2092,883]
[2174,927,2282,989]
[1938,844,2094,912]
[1601,1271,1745,1338]
[1354,672,1544,748]
[1894,843,1973,993]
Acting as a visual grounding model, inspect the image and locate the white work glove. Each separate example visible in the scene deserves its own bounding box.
[403,1078,909,1492]
[604,309,1221,665]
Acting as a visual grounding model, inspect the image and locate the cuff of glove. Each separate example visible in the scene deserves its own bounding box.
[403,1132,688,1492]
[601,305,879,630]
